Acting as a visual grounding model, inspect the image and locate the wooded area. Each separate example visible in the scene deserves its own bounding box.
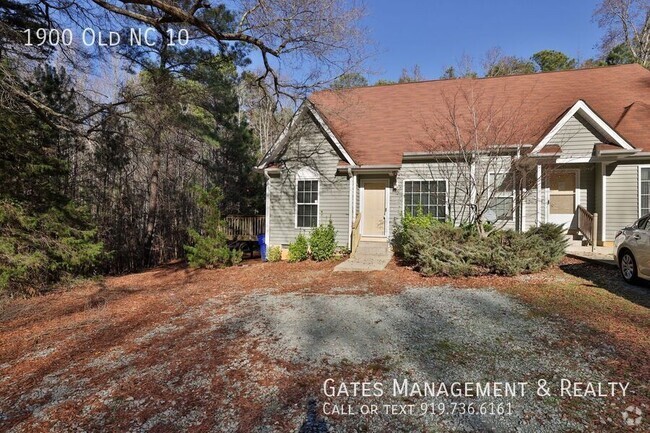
[0,0,365,295]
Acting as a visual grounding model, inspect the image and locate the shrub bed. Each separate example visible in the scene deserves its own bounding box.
[286,221,338,263]
[392,214,567,277]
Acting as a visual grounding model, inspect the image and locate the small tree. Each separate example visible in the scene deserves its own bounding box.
[417,81,553,237]
[184,187,242,268]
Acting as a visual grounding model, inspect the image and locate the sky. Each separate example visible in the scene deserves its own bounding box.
[363,0,604,81]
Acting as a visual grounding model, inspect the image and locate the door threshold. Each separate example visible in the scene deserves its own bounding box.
[360,237,389,243]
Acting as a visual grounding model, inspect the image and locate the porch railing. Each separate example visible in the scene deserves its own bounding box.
[222,215,265,241]
[351,213,362,255]
[576,205,598,251]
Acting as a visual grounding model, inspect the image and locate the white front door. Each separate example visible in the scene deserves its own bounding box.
[547,171,578,229]
[362,181,387,237]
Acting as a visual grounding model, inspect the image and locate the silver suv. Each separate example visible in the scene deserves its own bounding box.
[614,214,650,283]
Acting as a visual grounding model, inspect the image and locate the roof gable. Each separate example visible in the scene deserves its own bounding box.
[531,100,634,155]
[257,102,354,170]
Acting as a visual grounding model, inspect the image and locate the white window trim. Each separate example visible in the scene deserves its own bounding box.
[359,178,390,238]
[637,165,650,218]
[295,172,320,229]
[401,178,449,221]
[487,171,516,222]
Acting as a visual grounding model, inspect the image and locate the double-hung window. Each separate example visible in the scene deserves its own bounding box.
[403,180,447,220]
[641,167,650,216]
[296,168,319,228]
[487,172,514,221]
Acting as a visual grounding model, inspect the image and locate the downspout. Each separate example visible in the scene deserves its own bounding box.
[536,164,542,227]
[264,169,271,247]
[347,167,353,249]
[601,162,607,244]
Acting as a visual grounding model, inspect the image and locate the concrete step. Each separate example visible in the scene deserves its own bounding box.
[354,241,391,256]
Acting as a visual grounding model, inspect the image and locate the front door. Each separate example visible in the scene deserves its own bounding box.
[548,171,577,229]
[362,181,387,236]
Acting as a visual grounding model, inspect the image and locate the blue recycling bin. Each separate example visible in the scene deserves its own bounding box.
[257,234,267,261]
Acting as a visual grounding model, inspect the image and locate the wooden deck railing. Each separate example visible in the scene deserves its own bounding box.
[576,205,598,251]
[351,213,362,255]
[222,215,265,241]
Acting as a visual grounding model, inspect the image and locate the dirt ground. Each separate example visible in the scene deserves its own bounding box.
[0,258,648,432]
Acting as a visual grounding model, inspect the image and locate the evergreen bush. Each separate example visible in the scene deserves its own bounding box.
[184,187,242,269]
[0,201,104,296]
[288,233,309,262]
[392,218,567,277]
[310,221,337,261]
[267,246,282,262]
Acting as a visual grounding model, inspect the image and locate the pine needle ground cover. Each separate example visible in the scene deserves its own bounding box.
[0,258,647,432]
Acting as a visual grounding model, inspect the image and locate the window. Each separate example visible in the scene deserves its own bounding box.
[641,167,650,216]
[635,216,650,230]
[296,179,319,228]
[403,180,447,220]
[487,172,514,221]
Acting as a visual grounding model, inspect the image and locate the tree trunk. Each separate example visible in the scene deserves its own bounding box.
[143,141,162,267]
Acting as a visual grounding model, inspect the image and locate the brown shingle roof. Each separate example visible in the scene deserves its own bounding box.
[309,64,650,165]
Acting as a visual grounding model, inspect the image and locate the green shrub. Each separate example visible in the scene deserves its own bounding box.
[185,229,242,268]
[288,233,309,262]
[267,245,282,262]
[392,218,567,277]
[184,187,242,269]
[391,214,451,265]
[310,220,337,261]
[525,223,569,267]
[0,200,104,296]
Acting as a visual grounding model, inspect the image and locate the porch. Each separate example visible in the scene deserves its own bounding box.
[530,161,615,249]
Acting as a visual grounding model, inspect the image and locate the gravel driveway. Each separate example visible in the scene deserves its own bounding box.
[243,286,612,433]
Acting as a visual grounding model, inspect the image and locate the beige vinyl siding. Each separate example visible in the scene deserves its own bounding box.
[550,113,608,157]
[267,113,350,247]
[605,163,640,241]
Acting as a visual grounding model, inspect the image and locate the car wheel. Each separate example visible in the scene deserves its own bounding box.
[619,251,638,284]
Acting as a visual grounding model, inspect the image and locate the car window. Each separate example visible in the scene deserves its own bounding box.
[632,217,648,230]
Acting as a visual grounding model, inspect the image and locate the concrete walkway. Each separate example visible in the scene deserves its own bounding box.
[334,241,393,272]
[566,244,616,267]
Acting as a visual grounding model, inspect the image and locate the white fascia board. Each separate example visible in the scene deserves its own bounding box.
[307,104,355,165]
[256,100,356,170]
[531,100,634,154]
[256,102,308,170]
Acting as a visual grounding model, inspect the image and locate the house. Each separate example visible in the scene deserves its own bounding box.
[256,64,650,254]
